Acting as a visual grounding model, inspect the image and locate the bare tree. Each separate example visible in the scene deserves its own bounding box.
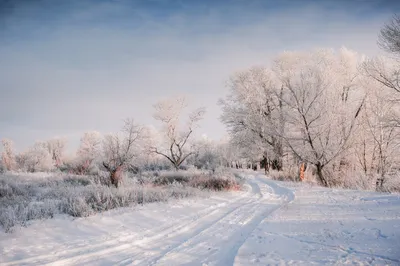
[215,137,242,168]
[102,119,144,187]
[151,96,206,170]
[46,138,67,168]
[363,87,400,190]
[378,14,400,56]
[75,131,102,174]
[1,138,16,171]
[219,67,285,171]
[18,141,53,172]
[362,57,400,95]
[188,137,221,172]
[274,49,365,186]
[353,107,376,177]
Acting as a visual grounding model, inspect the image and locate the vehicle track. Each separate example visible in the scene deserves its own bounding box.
[148,175,295,266]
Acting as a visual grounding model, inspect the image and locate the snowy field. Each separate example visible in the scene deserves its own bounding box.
[0,172,399,265]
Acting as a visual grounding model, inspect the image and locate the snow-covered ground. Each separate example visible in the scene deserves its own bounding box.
[1,172,399,265]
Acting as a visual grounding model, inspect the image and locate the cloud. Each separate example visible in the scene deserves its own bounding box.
[0,0,397,151]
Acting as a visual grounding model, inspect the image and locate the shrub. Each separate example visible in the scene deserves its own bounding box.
[381,173,400,193]
[188,175,241,191]
[0,172,207,232]
[59,160,101,176]
[0,169,245,233]
[63,176,92,186]
[153,175,190,186]
[0,162,5,174]
[268,169,299,182]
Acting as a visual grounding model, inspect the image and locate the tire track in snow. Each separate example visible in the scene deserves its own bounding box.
[145,176,295,266]
[136,194,262,265]
[59,197,258,266]
[255,175,295,202]
[61,178,262,265]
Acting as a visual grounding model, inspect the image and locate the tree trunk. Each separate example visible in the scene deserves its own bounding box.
[376,178,384,191]
[109,166,122,188]
[261,156,269,174]
[272,141,284,171]
[271,158,283,171]
[376,172,385,192]
[316,162,328,187]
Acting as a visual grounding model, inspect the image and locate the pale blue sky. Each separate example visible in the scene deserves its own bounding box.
[0,0,399,151]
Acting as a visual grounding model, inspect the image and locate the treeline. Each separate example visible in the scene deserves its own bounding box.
[0,97,249,187]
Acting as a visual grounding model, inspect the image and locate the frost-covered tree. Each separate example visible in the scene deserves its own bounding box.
[1,138,16,171]
[102,119,144,187]
[366,94,399,189]
[362,57,400,96]
[46,138,67,167]
[274,48,365,186]
[189,137,222,172]
[363,14,400,123]
[378,14,400,56]
[19,141,53,172]
[362,57,400,136]
[215,137,242,168]
[355,78,400,190]
[75,131,102,174]
[220,67,286,171]
[151,96,206,170]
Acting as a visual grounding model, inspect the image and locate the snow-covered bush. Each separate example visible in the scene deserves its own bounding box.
[323,168,375,191]
[59,159,101,176]
[188,175,241,191]
[268,169,299,182]
[153,174,190,186]
[149,169,243,191]
[1,170,235,232]
[138,159,173,172]
[0,161,5,174]
[191,148,220,172]
[381,173,400,193]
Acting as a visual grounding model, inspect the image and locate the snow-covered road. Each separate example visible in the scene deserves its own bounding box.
[1,173,399,265]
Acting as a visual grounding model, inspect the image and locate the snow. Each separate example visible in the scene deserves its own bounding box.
[1,172,399,265]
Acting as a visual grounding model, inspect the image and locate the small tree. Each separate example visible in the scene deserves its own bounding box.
[46,138,67,168]
[102,119,144,187]
[190,137,221,172]
[21,141,53,172]
[151,96,206,170]
[1,138,16,171]
[75,131,102,174]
